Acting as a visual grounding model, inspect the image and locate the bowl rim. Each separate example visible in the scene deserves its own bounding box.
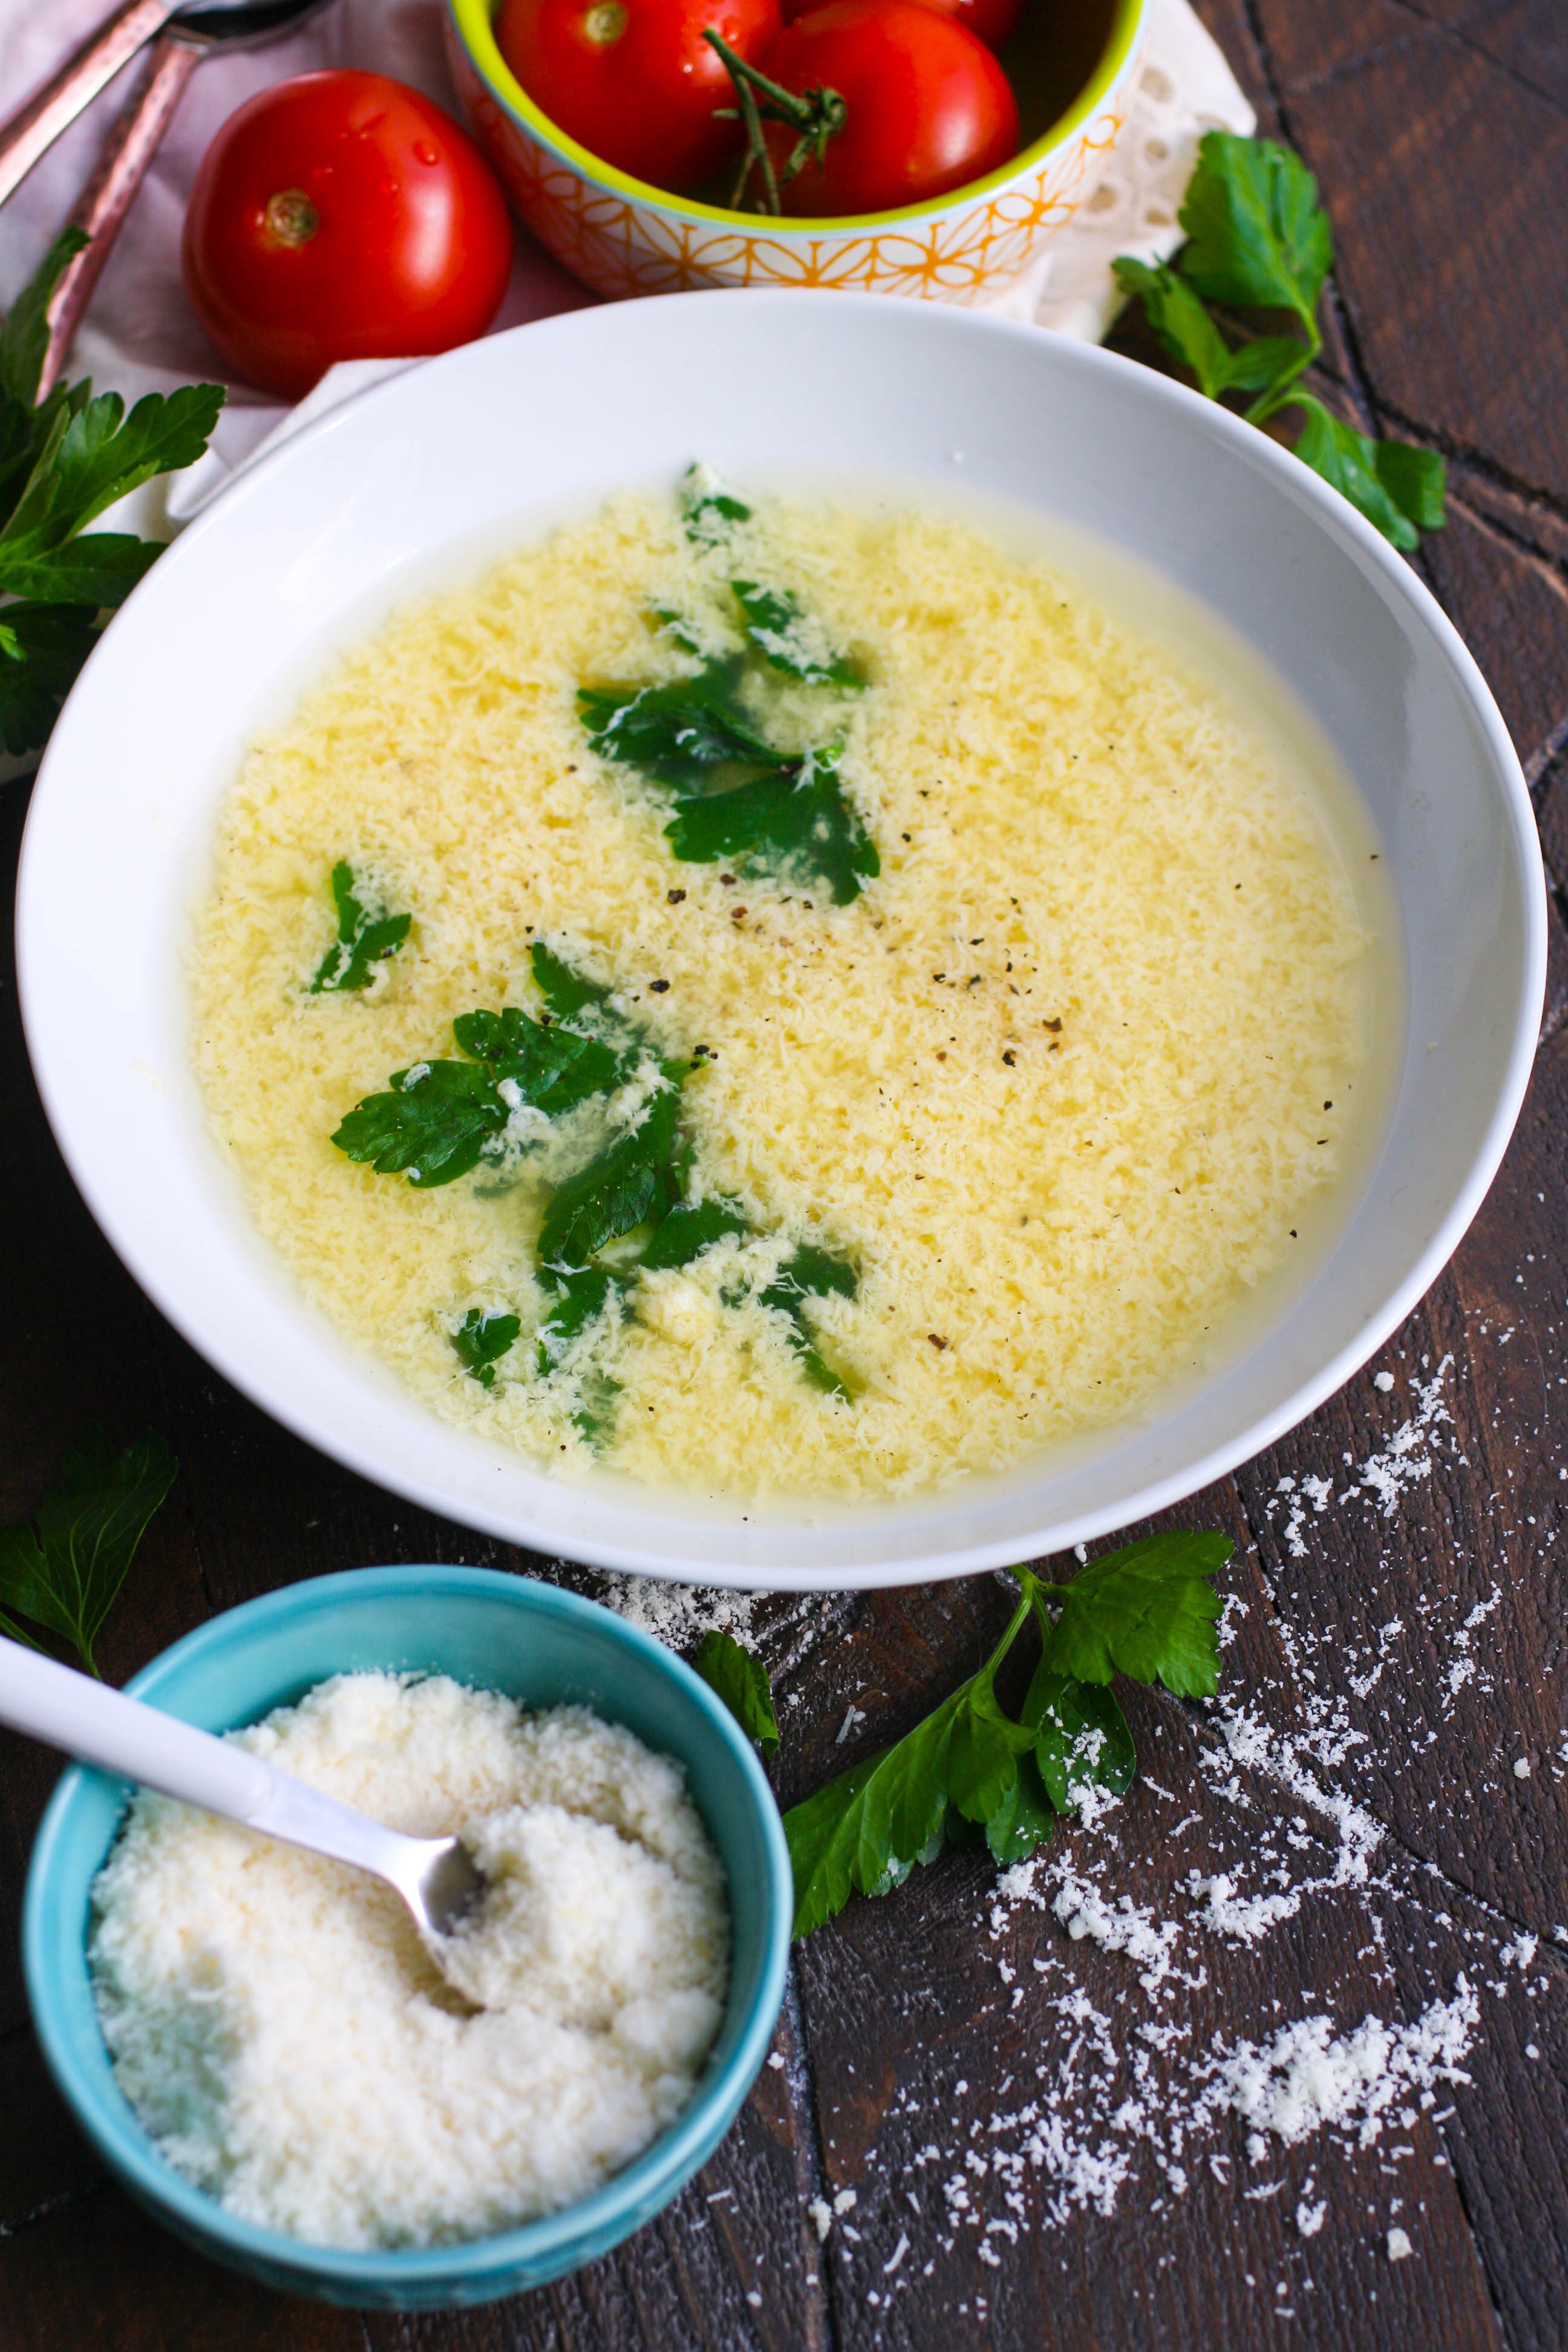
[446,0,1147,230]
[22,1563,793,2294]
[15,290,1546,1587]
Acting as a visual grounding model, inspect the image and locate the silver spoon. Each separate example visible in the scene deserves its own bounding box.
[35,0,339,397]
[0,1633,488,1950]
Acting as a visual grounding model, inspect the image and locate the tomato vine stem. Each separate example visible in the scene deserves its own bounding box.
[703,28,846,215]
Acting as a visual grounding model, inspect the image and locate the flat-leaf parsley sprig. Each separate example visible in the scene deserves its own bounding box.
[0,229,224,756]
[1113,132,1444,553]
[310,861,412,993]
[578,467,878,907]
[693,1627,782,1756]
[780,1532,1229,1939]
[331,937,861,1431]
[0,1428,178,1677]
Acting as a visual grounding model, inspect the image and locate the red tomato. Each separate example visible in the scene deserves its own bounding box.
[902,0,1024,53]
[781,0,1022,51]
[763,1,1019,215]
[495,0,781,192]
[181,71,514,401]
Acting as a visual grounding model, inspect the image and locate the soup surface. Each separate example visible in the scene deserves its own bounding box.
[191,481,1382,1503]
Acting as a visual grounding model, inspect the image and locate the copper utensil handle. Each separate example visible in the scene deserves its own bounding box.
[0,0,180,209]
[38,32,203,398]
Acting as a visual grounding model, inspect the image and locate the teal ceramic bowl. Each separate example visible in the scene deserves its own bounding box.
[23,1566,791,2310]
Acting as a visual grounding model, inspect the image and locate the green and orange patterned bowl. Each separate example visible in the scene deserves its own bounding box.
[445,0,1146,302]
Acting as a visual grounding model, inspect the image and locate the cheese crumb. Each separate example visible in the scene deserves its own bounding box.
[90,1674,728,2250]
[1387,2226,1413,2261]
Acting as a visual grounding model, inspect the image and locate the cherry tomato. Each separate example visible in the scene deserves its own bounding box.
[763,1,1019,215]
[782,0,1022,52]
[495,0,782,192]
[181,71,514,401]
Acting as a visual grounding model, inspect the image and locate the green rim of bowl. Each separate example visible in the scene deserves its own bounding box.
[448,0,1148,230]
[23,1565,792,2305]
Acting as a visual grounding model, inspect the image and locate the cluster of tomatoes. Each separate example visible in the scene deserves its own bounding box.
[178,0,1025,400]
[495,0,1023,215]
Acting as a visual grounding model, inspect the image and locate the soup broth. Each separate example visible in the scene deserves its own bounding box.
[191,484,1387,1503]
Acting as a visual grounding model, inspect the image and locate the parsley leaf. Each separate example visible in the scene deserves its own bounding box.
[1113,132,1444,551]
[529,941,658,1081]
[580,540,880,904]
[2,382,224,570]
[0,228,88,408]
[681,462,752,546]
[0,1428,177,1677]
[533,1266,624,1439]
[535,1264,621,1370]
[975,1754,1059,1866]
[0,234,223,754]
[333,937,867,1430]
[650,601,704,655]
[731,579,864,687]
[310,861,413,992]
[786,1681,970,1936]
[0,601,99,755]
[1177,131,1331,325]
[333,1058,505,1187]
[0,530,161,607]
[452,1007,619,1108]
[782,1536,1229,1937]
[537,1074,687,1266]
[580,658,779,792]
[452,1307,520,1387]
[331,1006,619,1186]
[693,1628,780,1755]
[1110,258,1241,399]
[1025,1661,1136,1809]
[641,1194,751,1269]
[1032,1532,1230,1697]
[1287,396,1445,553]
[757,1242,858,1397]
[531,938,609,1024]
[663,738,878,907]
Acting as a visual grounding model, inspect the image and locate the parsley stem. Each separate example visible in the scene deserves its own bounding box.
[982,1585,1036,1682]
[1244,318,1321,427]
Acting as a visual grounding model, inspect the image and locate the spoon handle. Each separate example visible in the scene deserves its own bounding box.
[0,1636,453,1916]
[0,1633,272,1815]
[0,0,180,210]
[39,31,203,399]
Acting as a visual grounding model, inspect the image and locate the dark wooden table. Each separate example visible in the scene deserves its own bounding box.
[5,1,1568,2343]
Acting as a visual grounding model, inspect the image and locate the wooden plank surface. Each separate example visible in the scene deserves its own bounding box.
[4,0,1567,2341]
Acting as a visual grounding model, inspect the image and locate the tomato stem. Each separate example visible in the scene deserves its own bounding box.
[703,28,846,217]
[262,188,319,249]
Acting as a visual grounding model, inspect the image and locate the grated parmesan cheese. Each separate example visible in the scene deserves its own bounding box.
[88,1674,728,2250]
[190,490,1379,1502]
